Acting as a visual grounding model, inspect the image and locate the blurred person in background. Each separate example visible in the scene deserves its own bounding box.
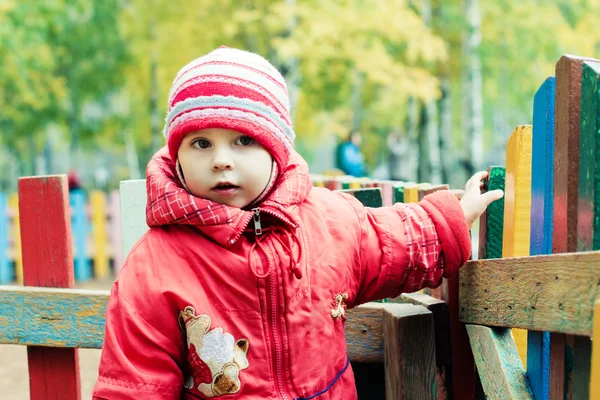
[335,129,366,177]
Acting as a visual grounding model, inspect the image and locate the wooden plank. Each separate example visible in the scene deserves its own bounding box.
[8,193,22,284]
[459,251,600,336]
[383,304,436,400]
[393,183,406,203]
[503,125,533,367]
[572,335,592,400]
[0,285,108,348]
[503,125,533,259]
[478,166,505,260]
[90,191,109,279]
[119,179,149,258]
[590,300,600,400]
[466,325,534,400]
[109,191,124,276]
[18,175,81,400]
[572,60,600,400]
[554,54,600,400]
[528,76,555,400]
[443,272,476,399]
[0,193,10,284]
[339,187,383,208]
[419,184,449,201]
[70,189,90,282]
[554,55,600,255]
[404,184,419,203]
[397,292,452,399]
[0,285,393,364]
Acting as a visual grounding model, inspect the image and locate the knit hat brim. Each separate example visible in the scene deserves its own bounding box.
[168,117,289,169]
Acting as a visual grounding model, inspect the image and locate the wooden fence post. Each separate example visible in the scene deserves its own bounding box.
[383,304,436,400]
[19,175,81,400]
[528,76,555,400]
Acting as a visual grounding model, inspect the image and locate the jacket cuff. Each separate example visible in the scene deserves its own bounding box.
[419,190,471,276]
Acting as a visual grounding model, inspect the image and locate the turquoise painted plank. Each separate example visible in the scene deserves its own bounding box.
[70,189,91,282]
[528,77,555,400]
[0,285,392,363]
[0,285,107,348]
[0,193,10,284]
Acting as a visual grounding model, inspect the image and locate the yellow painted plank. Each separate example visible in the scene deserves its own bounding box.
[591,300,600,400]
[503,125,533,368]
[8,194,22,284]
[404,185,419,203]
[349,180,362,189]
[90,191,109,279]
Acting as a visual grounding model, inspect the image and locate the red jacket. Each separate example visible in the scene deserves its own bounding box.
[93,147,471,399]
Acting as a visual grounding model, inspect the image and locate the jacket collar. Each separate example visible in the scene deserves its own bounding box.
[145,146,312,246]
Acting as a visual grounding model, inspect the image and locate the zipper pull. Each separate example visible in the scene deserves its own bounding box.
[253,208,263,236]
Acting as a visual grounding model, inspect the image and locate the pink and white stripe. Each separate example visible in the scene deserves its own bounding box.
[163,46,295,169]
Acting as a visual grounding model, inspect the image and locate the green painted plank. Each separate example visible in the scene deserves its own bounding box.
[578,62,600,252]
[573,60,600,400]
[479,166,506,260]
[339,188,383,208]
[459,251,600,336]
[466,325,534,400]
[393,183,405,203]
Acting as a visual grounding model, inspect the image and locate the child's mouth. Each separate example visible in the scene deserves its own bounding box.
[212,184,240,196]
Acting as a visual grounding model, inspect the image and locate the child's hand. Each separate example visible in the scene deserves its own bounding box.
[460,171,504,228]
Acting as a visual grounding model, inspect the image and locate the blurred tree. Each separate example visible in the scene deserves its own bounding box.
[2,0,600,188]
[0,0,130,176]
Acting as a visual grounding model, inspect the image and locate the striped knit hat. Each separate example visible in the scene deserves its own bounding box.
[163,46,295,169]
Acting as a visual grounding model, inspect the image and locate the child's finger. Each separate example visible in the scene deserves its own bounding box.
[481,189,504,205]
[466,171,488,191]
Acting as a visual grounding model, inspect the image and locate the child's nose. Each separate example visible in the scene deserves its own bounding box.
[211,148,234,171]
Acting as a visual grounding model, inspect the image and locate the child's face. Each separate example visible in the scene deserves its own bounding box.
[177,128,273,208]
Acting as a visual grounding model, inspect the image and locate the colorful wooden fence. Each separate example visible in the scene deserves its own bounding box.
[0,189,124,284]
[1,52,599,400]
[459,54,600,400]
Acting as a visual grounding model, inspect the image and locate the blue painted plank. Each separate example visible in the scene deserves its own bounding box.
[0,285,107,348]
[0,285,389,363]
[0,193,10,284]
[70,190,91,282]
[527,77,555,400]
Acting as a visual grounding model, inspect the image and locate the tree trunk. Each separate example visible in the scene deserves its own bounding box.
[418,105,431,182]
[126,134,141,180]
[461,0,483,182]
[283,0,301,120]
[439,77,454,186]
[352,67,364,130]
[405,97,420,182]
[149,18,161,154]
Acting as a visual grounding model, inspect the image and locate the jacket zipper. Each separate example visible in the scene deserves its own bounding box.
[253,208,291,399]
[269,267,290,400]
[229,207,298,245]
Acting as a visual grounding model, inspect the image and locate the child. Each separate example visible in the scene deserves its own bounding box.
[93,46,502,400]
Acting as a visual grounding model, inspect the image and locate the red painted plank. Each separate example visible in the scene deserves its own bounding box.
[552,55,599,400]
[18,175,81,400]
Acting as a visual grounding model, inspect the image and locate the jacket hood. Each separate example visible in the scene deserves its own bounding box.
[145,146,312,246]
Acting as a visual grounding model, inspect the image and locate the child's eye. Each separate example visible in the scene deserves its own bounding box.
[192,139,211,149]
[236,136,254,146]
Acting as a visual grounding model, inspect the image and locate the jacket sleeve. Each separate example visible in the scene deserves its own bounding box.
[92,282,184,400]
[341,190,471,305]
